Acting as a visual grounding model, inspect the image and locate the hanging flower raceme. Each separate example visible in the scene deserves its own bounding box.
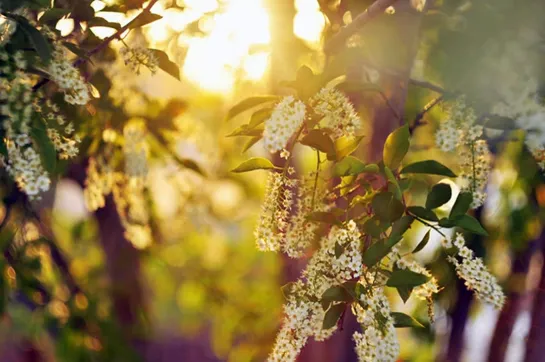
[48,47,90,105]
[263,96,306,153]
[309,86,361,139]
[120,47,158,75]
[446,233,505,309]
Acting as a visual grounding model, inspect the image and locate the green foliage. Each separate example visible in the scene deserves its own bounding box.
[231,158,276,173]
[400,160,457,177]
[425,183,452,210]
[383,124,410,170]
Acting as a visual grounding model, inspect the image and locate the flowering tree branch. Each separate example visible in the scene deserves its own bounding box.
[324,0,398,54]
[33,0,160,91]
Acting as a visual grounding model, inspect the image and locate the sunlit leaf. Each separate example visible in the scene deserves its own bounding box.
[129,11,163,29]
[383,124,409,170]
[334,156,378,176]
[231,158,275,173]
[148,49,180,80]
[333,135,364,161]
[226,96,279,121]
[391,312,424,328]
[300,129,336,158]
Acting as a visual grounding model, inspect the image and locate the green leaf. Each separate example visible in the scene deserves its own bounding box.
[362,217,390,238]
[226,124,263,137]
[396,286,413,303]
[407,206,438,222]
[372,192,405,222]
[88,17,121,30]
[248,107,273,128]
[321,286,353,305]
[148,49,180,80]
[384,166,402,200]
[62,42,92,63]
[231,158,275,173]
[390,215,414,238]
[391,312,424,328]
[425,183,452,209]
[386,269,430,288]
[38,8,70,25]
[363,237,402,267]
[242,136,262,153]
[413,230,431,253]
[226,96,279,121]
[335,242,344,258]
[334,156,378,177]
[322,303,344,330]
[400,160,457,177]
[383,124,410,170]
[452,214,488,236]
[333,135,364,161]
[300,130,336,158]
[450,192,473,219]
[11,15,52,64]
[31,126,56,173]
[129,11,163,29]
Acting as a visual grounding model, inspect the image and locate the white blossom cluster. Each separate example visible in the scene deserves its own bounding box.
[353,288,399,362]
[446,233,505,309]
[283,175,331,258]
[254,171,297,252]
[83,156,114,211]
[123,122,148,178]
[435,98,490,208]
[120,47,158,75]
[310,86,361,139]
[268,221,364,362]
[263,96,306,153]
[48,47,90,105]
[0,16,16,46]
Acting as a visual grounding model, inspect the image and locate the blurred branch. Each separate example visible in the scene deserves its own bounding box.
[33,0,161,91]
[410,95,444,133]
[324,0,398,54]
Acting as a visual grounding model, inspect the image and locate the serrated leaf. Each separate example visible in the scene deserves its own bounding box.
[451,214,488,236]
[231,158,275,173]
[450,192,473,218]
[322,303,344,330]
[11,15,52,64]
[391,312,424,328]
[226,96,279,121]
[300,130,336,158]
[128,11,163,29]
[334,156,378,176]
[148,49,180,80]
[333,135,364,161]
[400,160,457,177]
[383,124,410,170]
[426,183,452,209]
[386,269,430,288]
[407,206,439,222]
[372,192,405,222]
[413,230,431,253]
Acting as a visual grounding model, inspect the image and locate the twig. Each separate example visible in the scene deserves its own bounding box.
[324,0,398,54]
[33,0,160,91]
[409,79,447,94]
[410,95,444,133]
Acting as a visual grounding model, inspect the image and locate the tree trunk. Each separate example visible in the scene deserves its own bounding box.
[487,240,538,362]
[444,278,473,362]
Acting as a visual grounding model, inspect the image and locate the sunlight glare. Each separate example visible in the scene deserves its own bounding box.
[294,0,326,45]
[243,52,270,81]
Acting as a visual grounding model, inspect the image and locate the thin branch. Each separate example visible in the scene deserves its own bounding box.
[409,79,447,94]
[324,0,398,54]
[410,95,444,133]
[33,0,160,91]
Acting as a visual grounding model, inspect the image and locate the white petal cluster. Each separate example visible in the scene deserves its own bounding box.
[263,96,306,153]
[48,47,90,105]
[0,17,16,46]
[283,175,331,258]
[353,288,399,362]
[120,47,158,75]
[447,233,505,309]
[83,156,114,211]
[435,98,490,208]
[268,221,363,362]
[310,86,361,139]
[254,172,297,252]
